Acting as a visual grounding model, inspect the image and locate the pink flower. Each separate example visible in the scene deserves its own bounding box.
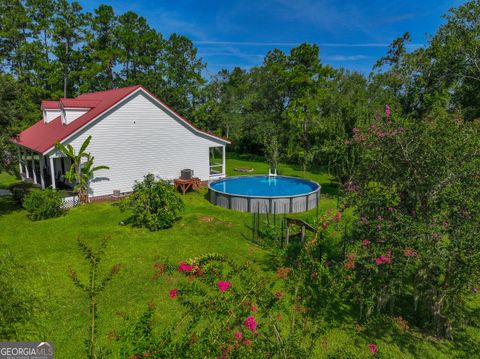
[251,305,257,312]
[243,316,257,332]
[275,291,284,299]
[368,343,377,354]
[217,281,232,293]
[385,104,391,118]
[169,289,178,299]
[243,339,252,346]
[362,239,371,247]
[234,331,242,340]
[375,253,392,265]
[178,262,193,273]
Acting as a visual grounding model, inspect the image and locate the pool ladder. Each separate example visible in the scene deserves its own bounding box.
[268,168,277,177]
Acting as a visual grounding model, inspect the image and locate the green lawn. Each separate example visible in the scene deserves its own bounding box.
[0,171,21,189]
[0,160,476,358]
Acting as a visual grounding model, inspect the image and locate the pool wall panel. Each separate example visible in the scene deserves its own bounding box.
[208,176,321,214]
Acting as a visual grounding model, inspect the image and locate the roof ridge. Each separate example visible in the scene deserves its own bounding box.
[76,85,141,98]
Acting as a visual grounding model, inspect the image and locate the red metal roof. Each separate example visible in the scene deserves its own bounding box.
[13,85,229,154]
[41,101,60,110]
[59,98,101,108]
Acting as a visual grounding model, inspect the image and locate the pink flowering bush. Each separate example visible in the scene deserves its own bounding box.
[343,115,480,337]
[117,253,318,358]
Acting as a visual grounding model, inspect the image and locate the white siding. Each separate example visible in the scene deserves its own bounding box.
[61,91,225,197]
[63,109,89,125]
[44,110,60,123]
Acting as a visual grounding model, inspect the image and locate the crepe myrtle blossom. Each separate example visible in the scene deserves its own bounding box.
[368,343,377,354]
[375,253,392,265]
[243,316,257,332]
[362,239,371,247]
[178,262,193,273]
[234,331,242,340]
[169,289,178,299]
[385,104,391,118]
[251,305,257,312]
[217,281,232,293]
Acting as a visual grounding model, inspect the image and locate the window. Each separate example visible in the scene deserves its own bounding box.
[209,146,224,176]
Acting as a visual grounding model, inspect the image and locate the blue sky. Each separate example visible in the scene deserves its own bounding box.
[79,0,466,75]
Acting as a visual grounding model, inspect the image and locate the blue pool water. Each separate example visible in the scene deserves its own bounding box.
[209,176,319,197]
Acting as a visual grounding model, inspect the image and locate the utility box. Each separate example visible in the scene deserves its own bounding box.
[181,169,194,180]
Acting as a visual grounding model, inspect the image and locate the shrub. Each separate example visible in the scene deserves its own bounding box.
[344,114,480,337]
[9,182,35,205]
[116,253,319,358]
[23,188,64,221]
[120,174,184,231]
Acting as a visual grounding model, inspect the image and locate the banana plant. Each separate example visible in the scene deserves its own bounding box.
[55,136,109,203]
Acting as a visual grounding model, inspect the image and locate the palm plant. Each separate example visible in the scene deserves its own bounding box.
[55,136,109,203]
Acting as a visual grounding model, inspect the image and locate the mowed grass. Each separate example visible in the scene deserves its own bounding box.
[0,171,21,189]
[0,160,338,358]
[0,160,476,358]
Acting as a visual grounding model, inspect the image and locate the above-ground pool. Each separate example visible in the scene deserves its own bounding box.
[208,175,321,213]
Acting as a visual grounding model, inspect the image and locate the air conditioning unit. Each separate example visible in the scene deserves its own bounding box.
[181,169,194,180]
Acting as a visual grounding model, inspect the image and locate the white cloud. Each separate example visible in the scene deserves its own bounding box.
[324,54,369,61]
[193,40,424,48]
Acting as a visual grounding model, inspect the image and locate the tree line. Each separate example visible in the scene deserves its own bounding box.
[1,0,480,176]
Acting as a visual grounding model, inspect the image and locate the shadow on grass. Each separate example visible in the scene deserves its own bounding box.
[355,305,480,358]
[0,195,21,216]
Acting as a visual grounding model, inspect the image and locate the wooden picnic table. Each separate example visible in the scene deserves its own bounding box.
[174,177,201,195]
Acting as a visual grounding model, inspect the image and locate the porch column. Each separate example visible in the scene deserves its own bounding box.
[24,148,30,178]
[17,146,23,177]
[222,145,226,176]
[39,154,45,189]
[49,156,56,189]
[31,150,37,184]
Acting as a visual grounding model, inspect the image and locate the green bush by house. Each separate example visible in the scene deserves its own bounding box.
[23,188,63,221]
[9,182,36,205]
[120,174,185,231]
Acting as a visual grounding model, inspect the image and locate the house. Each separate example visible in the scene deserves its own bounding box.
[12,85,230,199]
